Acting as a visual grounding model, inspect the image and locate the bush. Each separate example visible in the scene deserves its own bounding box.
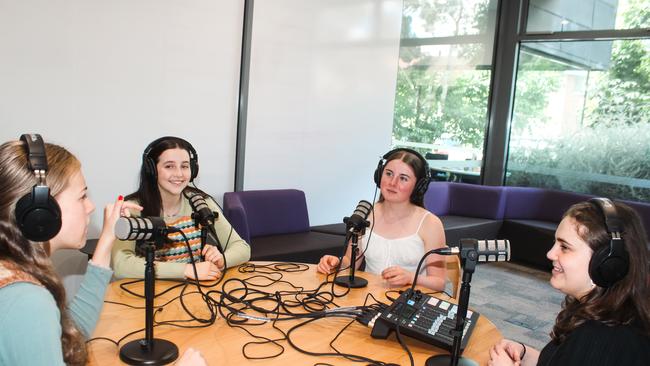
[507,123,650,202]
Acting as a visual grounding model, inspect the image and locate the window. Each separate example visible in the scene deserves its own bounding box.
[528,0,649,32]
[392,0,498,184]
[506,0,650,201]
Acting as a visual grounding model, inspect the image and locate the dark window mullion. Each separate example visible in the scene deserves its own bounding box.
[519,28,650,42]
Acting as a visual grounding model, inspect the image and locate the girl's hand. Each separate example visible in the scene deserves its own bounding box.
[184,262,222,280]
[92,196,143,267]
[381,266,415,287]
[202,245,225,270]
[317,255,340,274]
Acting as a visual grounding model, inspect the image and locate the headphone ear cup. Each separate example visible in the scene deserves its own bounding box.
[589,242,630,288]
[143,154,157,180]
[373,159,384,188]
[15,186,62,242]
[412,176,429,201]
[190,159,199,181]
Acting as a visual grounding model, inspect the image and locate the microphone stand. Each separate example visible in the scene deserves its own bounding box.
[192,211,224,256]
[120,240,179,365]
[426,240,479,366]
[334,224,368,288]
[197,218,208,261]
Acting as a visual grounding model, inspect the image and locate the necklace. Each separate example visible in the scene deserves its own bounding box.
[163,206,181,218]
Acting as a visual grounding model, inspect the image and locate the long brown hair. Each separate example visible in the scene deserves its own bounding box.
[0,140,87,365]
[551,201,650,343]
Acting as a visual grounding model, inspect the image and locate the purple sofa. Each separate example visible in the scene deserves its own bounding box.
[223,189,345,263]
[424,182,650,270]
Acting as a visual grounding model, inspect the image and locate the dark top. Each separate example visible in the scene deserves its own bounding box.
[537,320,650,366]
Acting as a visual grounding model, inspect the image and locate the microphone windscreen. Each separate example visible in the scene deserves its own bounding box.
[354,200,373,219]
[115,217,156,241]
[114,217,134,240]
[476,239,510,262]
[189,194,210,212]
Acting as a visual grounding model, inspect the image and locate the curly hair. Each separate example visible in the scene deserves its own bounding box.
[0,140,87,365]
[551,201,650,343]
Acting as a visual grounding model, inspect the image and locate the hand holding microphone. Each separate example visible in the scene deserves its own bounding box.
[93,196,143,268]
[114,215,180,246]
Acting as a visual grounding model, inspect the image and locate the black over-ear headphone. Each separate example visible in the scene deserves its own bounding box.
[373,148,431,201]
[588,197,630,288]
[14,134,62,242]
[142,136,199,181]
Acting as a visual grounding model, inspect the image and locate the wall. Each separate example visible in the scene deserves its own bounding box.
[0,0,245,238]
[243,0,402,224]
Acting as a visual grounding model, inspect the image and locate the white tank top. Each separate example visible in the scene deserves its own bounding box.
[360,211,430,275]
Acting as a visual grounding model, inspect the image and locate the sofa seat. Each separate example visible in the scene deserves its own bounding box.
[250,231,345,263]
[310,223,347,236]
[499,219,558,270]
[440,216,503,246]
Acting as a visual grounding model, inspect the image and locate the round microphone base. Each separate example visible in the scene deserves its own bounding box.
[334,275,368,288]
[120,338,179,365]
[425,355,478,366]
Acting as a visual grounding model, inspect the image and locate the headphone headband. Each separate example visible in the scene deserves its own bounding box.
[589,197,623,234]
[382,147,431,179]
[15,133,62,242]
[143,136,198,161]
[142,136,199,181]
[20,134,48,174]
[374,147,431,202]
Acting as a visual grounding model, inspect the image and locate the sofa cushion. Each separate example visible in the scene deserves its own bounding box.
[425,182,506,219]
[310,223,347,236]
[424,182,452,216]
[503,187,592,222]
[621,199,650,241]
[447,183,506,219]
[223,189,311,240]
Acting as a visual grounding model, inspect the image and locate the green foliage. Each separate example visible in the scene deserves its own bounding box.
[394,0,650,202]
[622,0,650,28]
[508,123,650,201]
[587,40,650,127]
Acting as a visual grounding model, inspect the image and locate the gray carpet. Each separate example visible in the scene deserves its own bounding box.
[468,262,564,350]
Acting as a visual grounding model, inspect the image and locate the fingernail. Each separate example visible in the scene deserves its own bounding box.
[118,195,124,201]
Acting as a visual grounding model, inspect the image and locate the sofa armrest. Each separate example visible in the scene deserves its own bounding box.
[223,193,251,243]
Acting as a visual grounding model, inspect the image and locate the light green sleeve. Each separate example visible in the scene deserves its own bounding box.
[67,263,113,338]
[208,199,251,268]
[111,239,187,279]
[0,283,65,366]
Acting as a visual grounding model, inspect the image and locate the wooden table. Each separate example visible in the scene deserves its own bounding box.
[88,262,501,365]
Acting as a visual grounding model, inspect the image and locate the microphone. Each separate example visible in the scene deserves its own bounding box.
[458,238,510,263]
[343,200,373,232]
[188,193,218,226]
[187,192,224,256]
[428,239,510,262]
[114,216,176,243]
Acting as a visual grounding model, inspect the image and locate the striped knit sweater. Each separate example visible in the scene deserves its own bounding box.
[154,215,203,263]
